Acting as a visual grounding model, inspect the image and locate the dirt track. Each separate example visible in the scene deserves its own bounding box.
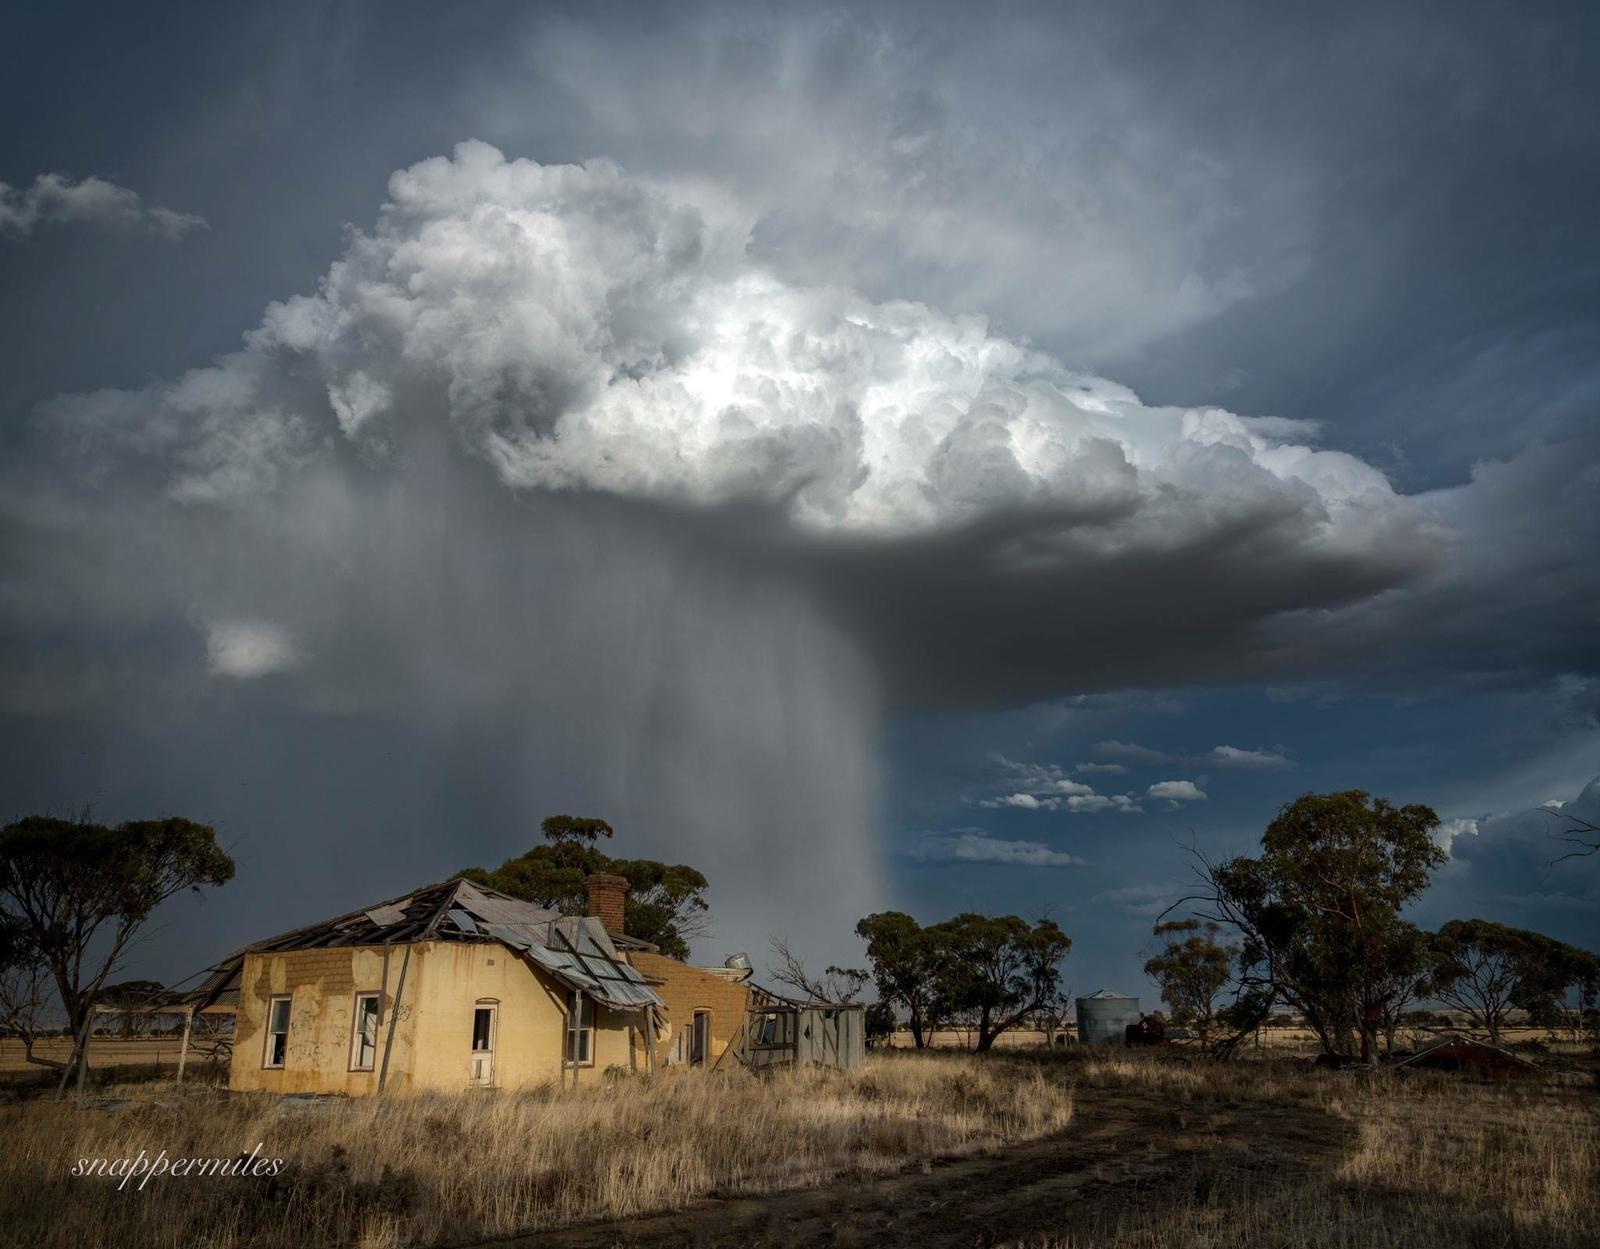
[483,1082,1341,1249]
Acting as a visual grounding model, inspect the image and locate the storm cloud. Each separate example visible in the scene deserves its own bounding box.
[2,1,1597,982]
[28,142,1452,703]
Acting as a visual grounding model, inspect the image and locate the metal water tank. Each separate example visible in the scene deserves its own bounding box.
[724,952,751,971]
[1075,989,1141,1044]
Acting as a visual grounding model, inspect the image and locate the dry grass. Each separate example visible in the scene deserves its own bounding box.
[5,1046,1596,1249]
[0,1051,1072,1249]
[1028,1050,1600,1249]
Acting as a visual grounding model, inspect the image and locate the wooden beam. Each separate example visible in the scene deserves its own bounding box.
[378,944,412,1094]
[176,1006,194,1085]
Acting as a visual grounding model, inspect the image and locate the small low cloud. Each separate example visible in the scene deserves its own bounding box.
[1064,793,1142,814]
[1147,780,1207,802]
[909,830,1087,868]
[1075,761,1127,775]
[204,620,298,679]
[982,792,1049,811]
[1093,881,1183,915]
[0,173,206,239]
[981,759,1134,812]
[1207,745,1293,768]
[1091,740,1172,765]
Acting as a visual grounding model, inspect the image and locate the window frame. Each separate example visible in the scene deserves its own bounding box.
[471,1000,498,1054]
[263,995,292,1069]
[349,992,381,1072]
[565,990,596,1068]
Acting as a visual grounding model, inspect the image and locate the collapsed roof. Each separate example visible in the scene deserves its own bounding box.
[189,877,664,1015]
[1393,1036,1539,1077]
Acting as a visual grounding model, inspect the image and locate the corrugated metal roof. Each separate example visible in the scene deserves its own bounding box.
[451,884,661,1012]
[451,879,561,929]
[364,900,411,926]
[193,876,664,1015]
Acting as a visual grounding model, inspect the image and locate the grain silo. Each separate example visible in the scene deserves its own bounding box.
[1075,988,1141,1044]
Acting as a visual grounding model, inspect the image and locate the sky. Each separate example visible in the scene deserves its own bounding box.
[1,1,1597,1000]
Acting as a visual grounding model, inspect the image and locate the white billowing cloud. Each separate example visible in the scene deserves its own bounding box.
[984,756,1129,811]
[910,830,1086,868]
[1433,817,1480,854]
[204,620,298,678]
[0,173,206,239]
[47,142,1421,556]
[984,792,1046,810]
[1208,745,1293,768]
[1147,780,1206,802]
[1064,793,1142,813]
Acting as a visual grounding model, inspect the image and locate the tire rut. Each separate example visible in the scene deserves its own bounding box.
[465,1084,1340,1249]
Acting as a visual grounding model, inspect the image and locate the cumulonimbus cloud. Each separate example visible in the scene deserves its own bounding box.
[31,141,1451,710]
[0,173,206,239]
[46,142,1420,539]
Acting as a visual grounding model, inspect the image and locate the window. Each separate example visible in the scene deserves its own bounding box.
[690,1009,711,1066]
[263,996,292,1069]
[469,1001,497,1085]
[350,993,380,1071]
[565,991,594,1066]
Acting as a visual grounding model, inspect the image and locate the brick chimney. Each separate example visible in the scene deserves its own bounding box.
[585,873,629,936]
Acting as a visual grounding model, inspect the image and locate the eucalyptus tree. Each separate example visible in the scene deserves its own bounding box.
[0,815,234,1088]
[1189,790,1444,1063]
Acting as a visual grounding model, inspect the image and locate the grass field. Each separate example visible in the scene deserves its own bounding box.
[0,1050,1073,1248]
[0,1045,1594,1248]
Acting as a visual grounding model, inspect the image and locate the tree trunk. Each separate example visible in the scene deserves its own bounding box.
[57,1007,92,1098]
[975,1009,995,1053]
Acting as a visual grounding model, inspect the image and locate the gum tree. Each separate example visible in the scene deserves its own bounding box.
[1190,790,1444,1063]
[1430,919,1598,1044]
[855,911,944,1048]
[930,914,1072,1053]
[0,814,234,1089]
[1143,919,1236,1044]
[463,815,710,959]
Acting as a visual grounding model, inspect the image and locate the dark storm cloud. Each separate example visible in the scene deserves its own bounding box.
[11,141,1462,711]
[0,448,886,966]
[454,1,1600,705]
[1416,777,1600,950]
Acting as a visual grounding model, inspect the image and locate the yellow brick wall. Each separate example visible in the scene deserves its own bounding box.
[230,946,400,1096]
[228,940,643,1095]
[627,952,751,1067]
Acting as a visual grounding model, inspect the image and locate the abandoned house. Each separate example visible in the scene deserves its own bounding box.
[190,873,766,1094]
